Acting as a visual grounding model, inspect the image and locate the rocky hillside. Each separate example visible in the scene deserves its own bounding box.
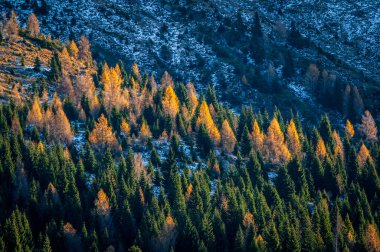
[1,0,379,125]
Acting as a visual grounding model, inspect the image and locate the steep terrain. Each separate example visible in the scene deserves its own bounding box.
[1,0,379,125]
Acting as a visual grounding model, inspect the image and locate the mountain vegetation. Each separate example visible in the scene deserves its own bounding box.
[0,10,379,252]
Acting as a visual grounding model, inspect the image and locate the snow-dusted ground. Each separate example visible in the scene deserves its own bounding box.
[2,0,379,121]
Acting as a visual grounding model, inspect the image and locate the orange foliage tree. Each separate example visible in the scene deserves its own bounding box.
[358,111,378,144]
[264,118,291,165]
[251,120,264,151]
[196,101,220,144]
[95,188,110,215]
[286,119,302,158]
[364,224,380,252]
[186,83,198,115]
[27,96,43,129]
[315,137,327,160]
[69,40,79,59]
[220,120,236,153]
[345,120,355,140]
[102,65,128,113]
[26,13,39,37]
[358,143,373,168]
[162,85,180,118]
[332,130,344,160]
[89,114,118,150]
[139,120,152,142]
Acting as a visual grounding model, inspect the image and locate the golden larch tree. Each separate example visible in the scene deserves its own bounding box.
[186,82,198,115]
[48,104,73,144]
[358,143,373,168]
[27,96,43,129]
[139,120,152,142]
[68,40,79,59]
[316,137,327,160]
[131,63,142,83]
[196,101,220,144]
[364,224,380,252]
[120,119,131,137]
[89,114,118,150]
[161,71,174,87]
[251,120,264,151]
[95,188,110,215]
[345,120,355,140]
[54,108,73,144]
[4,10,19,40]
[286,119,302,158]
[358,111,378,144]
[102,66,125,113]
[162,85,180,118]
[26,13,39,37]
[59,48,71,73]
[185,183,193,201]
[220,119,236,153]
[264,118,291,165]
[332,130,344,160]
[78,35,92,63]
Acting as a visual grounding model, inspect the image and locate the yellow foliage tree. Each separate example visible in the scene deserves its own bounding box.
[185,183,193,201]
[27,96,43,129]
[102,66,125,113]
[358,111,378,144]
[333,130,344,160]
[316,137,327,160]
[49,106,73,144]
[358,143,373,168]
[139,120,152,142]
[26,13,39,37]
[162,85,180,118]
[220,120,236,153]
[186,82,198,115]
[345,120,355,140]
[131,63,142,83]
[196,101,220,144]
[251,120,264,151]
[78,35,92,63]
[120,119,131,137]
[264,118,291,165]
[95,188,110,215]
[89,114,118,150]
[161,71,174,87]
[286,119,302,158]
[69,40,79,59]
[364,224,380,252]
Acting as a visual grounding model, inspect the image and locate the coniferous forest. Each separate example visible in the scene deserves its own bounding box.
[0,8,380,252]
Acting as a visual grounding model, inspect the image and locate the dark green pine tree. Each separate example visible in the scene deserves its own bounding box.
[88,230,99,252]
[318,115,334,147]
[233,226,245,252]
[49,52,61,82]
[287,157,309,198]
[240,125,252,157]
[83,142,96,173]
[42,234,52,252]
[275,166,295,201]
[246,152,264,190]
[197,124,213,156]
[282,219,301,252]
[311,155,324,190]
[206,85,219,112]
[34,56,41,72]
[263,220,280,251]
